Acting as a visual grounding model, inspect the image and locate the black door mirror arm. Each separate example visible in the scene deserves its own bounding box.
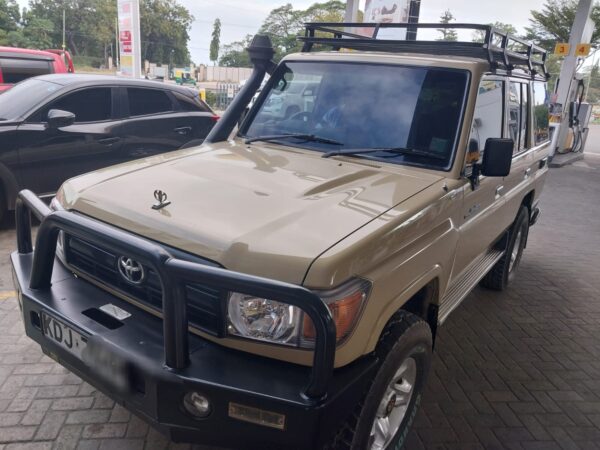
[468,163,481,190]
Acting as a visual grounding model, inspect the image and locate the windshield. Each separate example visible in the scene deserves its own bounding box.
[0,78,62,120]
[242,61,469,170]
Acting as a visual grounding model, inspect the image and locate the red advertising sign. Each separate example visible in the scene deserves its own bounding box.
[119,31,131,42]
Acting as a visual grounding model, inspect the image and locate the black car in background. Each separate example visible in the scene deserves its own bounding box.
[0,74,218,222]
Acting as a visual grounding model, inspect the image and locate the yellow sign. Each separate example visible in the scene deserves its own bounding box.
[575,43,591,56]
[554,43,570,56]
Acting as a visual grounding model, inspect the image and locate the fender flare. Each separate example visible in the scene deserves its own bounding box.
[366,265,443,352]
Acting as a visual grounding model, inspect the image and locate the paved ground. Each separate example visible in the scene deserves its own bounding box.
[0,151,599,449]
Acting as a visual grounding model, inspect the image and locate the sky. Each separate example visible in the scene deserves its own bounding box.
[179,0,549,64]
[16,0,548,65]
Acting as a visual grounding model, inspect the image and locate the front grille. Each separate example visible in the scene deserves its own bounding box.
[64,235,224,336]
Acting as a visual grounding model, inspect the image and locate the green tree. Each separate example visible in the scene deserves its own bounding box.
[525,0,600,51]
[0,0,21,45]
[219,1,361,67]
[303,1,346,22]
[259,3,303,60]
[438,10,457,41]
[210,18,221,65]
[219,34,253,67]
[140,0,193,65]
[0,0,20,31]
[21,15,55,48]
[20,0,192,67]
[472,22,518,42]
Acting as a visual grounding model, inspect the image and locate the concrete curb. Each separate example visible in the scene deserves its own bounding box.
[549,152,584,167]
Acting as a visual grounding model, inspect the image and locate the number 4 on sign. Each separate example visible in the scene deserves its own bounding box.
[554,43,570,56]
[575,43,591,56]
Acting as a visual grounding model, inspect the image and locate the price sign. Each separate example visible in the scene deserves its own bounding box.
[554,43,570,56]
[575,43,591,56]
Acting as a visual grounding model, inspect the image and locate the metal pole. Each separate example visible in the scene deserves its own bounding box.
[131,0,142,78]
[62,8,66,50]
[115,17,119,69]
[552,0,594,157]
[344,0,358,22]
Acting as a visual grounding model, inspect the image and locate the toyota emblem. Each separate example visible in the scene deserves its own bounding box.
[118,256,145,285]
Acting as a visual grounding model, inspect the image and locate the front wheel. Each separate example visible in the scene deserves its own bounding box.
[327,311,432,450]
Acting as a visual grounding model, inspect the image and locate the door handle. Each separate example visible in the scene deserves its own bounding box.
[524,168,532,179]
[174,126,192,135]
[495,185,504,199]
[99,137,121,146]
[539,157,548,169]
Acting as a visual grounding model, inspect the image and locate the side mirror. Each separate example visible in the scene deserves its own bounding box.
[47,109,75,129]
[481,138,513,177]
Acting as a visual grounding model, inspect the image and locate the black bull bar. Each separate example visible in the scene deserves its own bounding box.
[14,189,336,399]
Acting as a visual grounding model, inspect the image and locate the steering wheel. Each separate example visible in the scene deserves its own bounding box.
[287,111,312,122]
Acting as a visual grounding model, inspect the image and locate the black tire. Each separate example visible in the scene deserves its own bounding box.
[327,311,432,450]
[480,206,529,291]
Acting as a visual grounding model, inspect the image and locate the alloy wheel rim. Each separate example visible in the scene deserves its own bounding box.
[369,357,417,450]
[509,229,523,273]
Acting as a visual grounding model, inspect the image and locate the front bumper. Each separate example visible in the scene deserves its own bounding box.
[11,190,378,449]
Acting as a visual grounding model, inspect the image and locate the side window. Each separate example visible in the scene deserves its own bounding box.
[172,91,210,112]
[0,57,53,84]
[127,88,173,116]
[532,81,550,145]
[520,84,529,151]
[40,88,112,123]
[509,82,529,153]
[468,80,503,164]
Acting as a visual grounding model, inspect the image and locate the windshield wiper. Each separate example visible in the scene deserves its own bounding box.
[245,133,344,146]
[322,147,447,160]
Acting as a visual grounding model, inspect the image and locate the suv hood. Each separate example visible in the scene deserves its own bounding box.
[62,142,442,284]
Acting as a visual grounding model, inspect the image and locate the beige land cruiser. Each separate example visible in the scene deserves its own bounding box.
[11,23,550,450]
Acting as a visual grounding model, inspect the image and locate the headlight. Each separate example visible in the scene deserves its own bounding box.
[226,278,370,348]
[228,294,302,346]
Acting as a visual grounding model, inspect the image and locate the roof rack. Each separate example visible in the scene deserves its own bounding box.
[299,23,549,80]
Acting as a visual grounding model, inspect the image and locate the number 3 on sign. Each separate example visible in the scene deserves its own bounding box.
[575,43,591,56]
[554,43,570,56]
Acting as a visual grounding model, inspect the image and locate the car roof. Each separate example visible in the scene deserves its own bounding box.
[0,47,58,61]
[35,73,199,96]
[282,50,487,72]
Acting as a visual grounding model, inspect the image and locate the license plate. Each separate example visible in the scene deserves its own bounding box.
[41,313,87,359]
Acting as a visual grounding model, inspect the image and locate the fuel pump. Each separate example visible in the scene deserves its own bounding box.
[550,0,595,157]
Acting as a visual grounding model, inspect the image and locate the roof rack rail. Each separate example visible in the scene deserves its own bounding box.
[299,22,549,80]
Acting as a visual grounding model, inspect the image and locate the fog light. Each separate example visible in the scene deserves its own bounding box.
[183,392,211,418]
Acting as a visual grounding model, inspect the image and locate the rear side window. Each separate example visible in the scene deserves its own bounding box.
[509,82,530,153]
[41,88,112,123]
[127,88,173,116]
[0,57,53,83]
[468,80,504,163]
[173,91,211,112]
[532,81,550,145]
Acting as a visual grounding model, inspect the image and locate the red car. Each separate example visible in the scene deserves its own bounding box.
[0,47,74,92]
